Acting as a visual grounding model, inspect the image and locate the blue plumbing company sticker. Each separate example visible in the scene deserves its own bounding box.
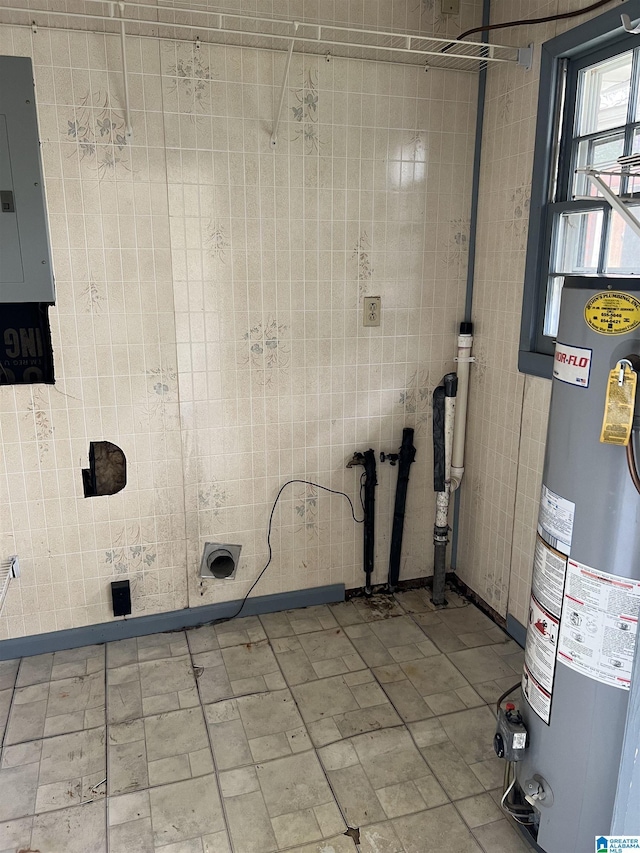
[596,838,640,852]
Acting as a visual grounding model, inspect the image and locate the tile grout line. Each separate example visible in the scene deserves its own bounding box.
[2,651,110,843]
[144,631,220,851]
[107,632,227,851]
[103,643,110,853]
[0,655,21,752]
[3,656,30,841]
[299,598,496,846]
[257,610,360,845]
[257,598,473,846]
[345,605,478,837]
[354,597,519,847]
[186,626,238,853]
[399,604,525,852]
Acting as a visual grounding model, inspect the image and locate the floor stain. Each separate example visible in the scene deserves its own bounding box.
[360,594,397,618]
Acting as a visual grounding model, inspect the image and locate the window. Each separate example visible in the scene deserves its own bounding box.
[519,1,640,378]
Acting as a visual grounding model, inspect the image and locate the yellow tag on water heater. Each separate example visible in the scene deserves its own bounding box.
[600,365,637,446]
[585,291,640,335]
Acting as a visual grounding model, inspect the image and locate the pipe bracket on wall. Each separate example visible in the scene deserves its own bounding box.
[621,14,640,34]
[270,22,298,149]
[517,43,533,71]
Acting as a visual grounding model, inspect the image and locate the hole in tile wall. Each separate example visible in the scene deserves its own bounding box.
[82,441,127,497]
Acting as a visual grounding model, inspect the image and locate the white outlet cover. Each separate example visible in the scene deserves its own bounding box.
[363,296,381,327]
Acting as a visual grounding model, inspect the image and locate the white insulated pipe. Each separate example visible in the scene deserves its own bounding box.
[435,394,456,529]
[450,329,473,491]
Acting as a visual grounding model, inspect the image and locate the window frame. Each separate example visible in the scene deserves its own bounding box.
[519,0,640,379]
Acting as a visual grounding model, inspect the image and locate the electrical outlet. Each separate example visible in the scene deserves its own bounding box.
[441,0,460,14]
[363,296,381,327]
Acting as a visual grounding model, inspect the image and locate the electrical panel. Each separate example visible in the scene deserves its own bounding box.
[0,56,55,303]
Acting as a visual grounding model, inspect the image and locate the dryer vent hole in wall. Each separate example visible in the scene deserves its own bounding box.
[200,543,242,580]
[198,480,364,626]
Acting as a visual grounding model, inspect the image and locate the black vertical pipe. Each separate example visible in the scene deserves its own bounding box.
[432,383,447,606]
[362,449,377,594]
[433,386,446,492]
[348,449,378,593]
[387,428,416,591]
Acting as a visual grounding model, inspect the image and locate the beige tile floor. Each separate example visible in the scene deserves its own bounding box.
[0,587,537,853]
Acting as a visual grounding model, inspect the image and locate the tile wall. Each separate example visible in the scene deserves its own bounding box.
[0,0,481,639]
[457,0,618,626]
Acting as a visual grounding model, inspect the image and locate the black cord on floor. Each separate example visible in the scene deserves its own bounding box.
[496,680,521,714]
[212,479,364,624]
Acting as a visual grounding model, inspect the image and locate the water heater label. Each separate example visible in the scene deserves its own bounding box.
[553,342,592,387]
[538,485,574,556]
[522,663,552,724]
[532,535,567,618]
[584,291,640,335]
[523,593,560,723]
[557,560,640,690]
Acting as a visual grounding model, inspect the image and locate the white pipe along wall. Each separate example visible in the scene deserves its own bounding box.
[451,325,474,491]
[435,393,456,530]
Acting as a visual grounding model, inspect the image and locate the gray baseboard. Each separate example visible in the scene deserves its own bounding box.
[506,613,526,649]
[0,583,345,660]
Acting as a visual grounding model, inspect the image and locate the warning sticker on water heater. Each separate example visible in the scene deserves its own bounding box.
[553,342,592,388]
[557,560,640,690]
[523,593,560,724]
[522,537,568,724]
[532,535,567,618]
[522,663,552,725]
[537,485,574,556]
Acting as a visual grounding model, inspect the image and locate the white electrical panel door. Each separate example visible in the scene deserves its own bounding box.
[0,56,55,302]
